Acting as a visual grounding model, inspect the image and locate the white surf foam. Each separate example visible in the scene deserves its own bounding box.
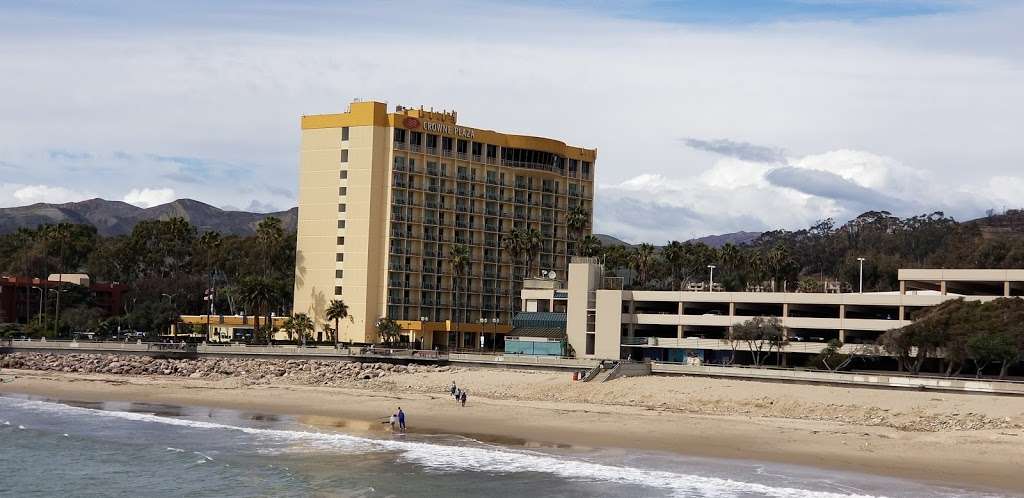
[1,396,888,498]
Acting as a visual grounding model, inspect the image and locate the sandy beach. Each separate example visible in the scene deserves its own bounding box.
[3,363,1024,494]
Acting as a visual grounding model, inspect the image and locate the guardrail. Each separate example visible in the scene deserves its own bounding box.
[449,353,597,369]
[651,361,1024,395]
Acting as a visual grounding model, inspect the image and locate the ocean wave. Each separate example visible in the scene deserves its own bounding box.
[1,397,885,498]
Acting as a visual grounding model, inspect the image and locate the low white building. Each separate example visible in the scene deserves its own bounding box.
[519,259,1024,362]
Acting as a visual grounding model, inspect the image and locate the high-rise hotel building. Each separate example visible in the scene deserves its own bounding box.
[294,100,596,346]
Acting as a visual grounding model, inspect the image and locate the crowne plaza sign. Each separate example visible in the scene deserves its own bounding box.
[423,121,474,138]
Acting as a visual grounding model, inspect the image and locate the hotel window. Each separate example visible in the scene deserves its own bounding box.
[426,134,438,148]
[340,170,348,179]
[337,237,345,245]
[338,203,346,212]
[486,144,497,158]
[335,286,343,295]
[341,127,350,141]
[394,128,406,143]
[335,270,344,279]
[410,131,422,146]
[336,253,344,262]
[442,136,453,151]
[471,142,482,156]
[337,220,346,229]
[582,161,591,178]
[340,149,349,162]
[339,187,347,196]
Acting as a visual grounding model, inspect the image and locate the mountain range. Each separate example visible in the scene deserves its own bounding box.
[4,197,1019,244]
[1,198,760,243]
[0,198,297,236]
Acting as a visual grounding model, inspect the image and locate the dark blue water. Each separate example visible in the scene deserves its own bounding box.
[0,395,1006,497]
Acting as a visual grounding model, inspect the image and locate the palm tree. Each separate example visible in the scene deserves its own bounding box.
[630,243,655,287]
[565,204,589,257]
[240,276,276,344]
[578,234,602,257]
[283,313,314,345]
[522,228,543,277]
[376,317,401,345]
[661,240,686,288]
[447,244,470,326]
[256,217,284,272]
[325,299,350,348]
[501,229,525,322]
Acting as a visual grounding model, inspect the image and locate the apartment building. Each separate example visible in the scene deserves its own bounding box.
[294,101,596,346]
[526,261,1024,362]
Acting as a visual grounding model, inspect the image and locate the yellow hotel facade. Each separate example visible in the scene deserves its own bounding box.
[294,101,595,348]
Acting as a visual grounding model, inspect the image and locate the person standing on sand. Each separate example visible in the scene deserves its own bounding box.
[450,381,457,397]
[460,390,467,407]
[398,407,406,432]
[388,413,397,431]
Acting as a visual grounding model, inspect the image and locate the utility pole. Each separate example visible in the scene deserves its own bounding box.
[708,265,716,292]
[54,227,65,338]
[857,257,866,294]
[32,287,43,324]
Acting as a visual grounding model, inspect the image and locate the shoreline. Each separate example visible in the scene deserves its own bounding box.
[3,369,1024,494]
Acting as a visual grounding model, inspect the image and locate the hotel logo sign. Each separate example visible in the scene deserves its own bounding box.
[402,117,421,129]
[422,121,475,139]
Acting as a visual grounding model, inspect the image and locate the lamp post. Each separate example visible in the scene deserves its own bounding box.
[420,316,429,351]
[479,317,499,352]
[707,265,716,292]
[857,257,866,294]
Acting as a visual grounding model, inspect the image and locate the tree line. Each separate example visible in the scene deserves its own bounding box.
[0,217,294,338]
[584,211,1024,293]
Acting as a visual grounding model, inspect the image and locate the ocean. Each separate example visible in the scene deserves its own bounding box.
[0,394,1007,498]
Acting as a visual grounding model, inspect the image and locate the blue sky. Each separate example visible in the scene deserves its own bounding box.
[1,0,1022,242]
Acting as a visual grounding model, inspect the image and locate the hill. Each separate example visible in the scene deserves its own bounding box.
[965,209,1024,240]
[0,198,297,236]
[593,231,762,248]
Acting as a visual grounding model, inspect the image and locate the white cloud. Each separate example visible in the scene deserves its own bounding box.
[0,184,95,206]
[598,147,1020,243]
[122,188,176,208]
[0,2,1023,237]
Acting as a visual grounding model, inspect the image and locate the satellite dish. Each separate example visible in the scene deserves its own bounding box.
[548,271,558,280]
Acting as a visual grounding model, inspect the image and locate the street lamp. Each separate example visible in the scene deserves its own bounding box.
[419,316,430,351]
[857,257,866,293]
[479,317,499,351]
[707,265,716,291]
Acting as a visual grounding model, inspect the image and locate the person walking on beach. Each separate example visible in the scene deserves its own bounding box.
[460,390,467,407]
[397,407,406,432]
[388,412,397,431]
[450,381,457,397]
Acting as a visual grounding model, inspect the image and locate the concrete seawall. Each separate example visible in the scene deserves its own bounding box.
[652,362,1024,396]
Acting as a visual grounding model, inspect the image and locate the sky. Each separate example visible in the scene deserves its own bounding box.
[1,0,1022,243]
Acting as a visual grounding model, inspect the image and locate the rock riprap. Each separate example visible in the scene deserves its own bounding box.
[0,352,452,386]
